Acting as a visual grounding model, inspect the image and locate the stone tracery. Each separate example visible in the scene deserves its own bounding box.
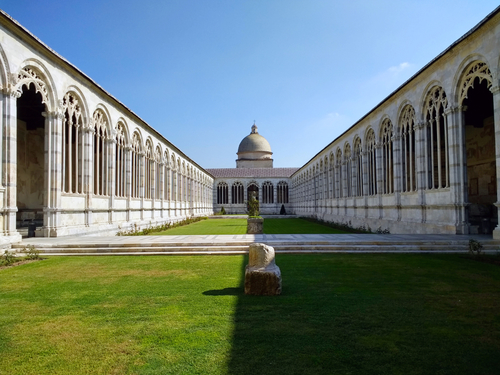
[62,92,84,194]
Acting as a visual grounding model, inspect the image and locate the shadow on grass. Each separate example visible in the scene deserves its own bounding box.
[202,287,242,296]
[224,254,500,375]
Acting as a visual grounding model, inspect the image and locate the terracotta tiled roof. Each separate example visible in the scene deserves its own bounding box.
[206,168,299,178]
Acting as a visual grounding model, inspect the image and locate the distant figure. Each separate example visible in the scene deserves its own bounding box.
[280,204,286,215]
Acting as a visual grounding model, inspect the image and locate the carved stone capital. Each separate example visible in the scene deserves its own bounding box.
[42,111,64,120]
[2,85,21,98]
[443,106,455,115]
[490,85,500,95]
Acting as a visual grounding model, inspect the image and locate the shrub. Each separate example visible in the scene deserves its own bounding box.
[300,217,373,234]
[21,245,40,260]
[468,238,483,256]
[116,216,207,236]
[1,250,17,266]
[220,207,226,215]
[247,196,259,217]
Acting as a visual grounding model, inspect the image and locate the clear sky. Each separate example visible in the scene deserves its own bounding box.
[0,0,498,168]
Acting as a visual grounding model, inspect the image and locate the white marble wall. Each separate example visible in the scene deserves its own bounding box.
[0,12,214,240]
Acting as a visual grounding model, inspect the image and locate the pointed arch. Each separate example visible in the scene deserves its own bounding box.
[262,181,274,204]
[329,151,335,199]
[458,60,493,105]
[277,180,289,204]
[0,41,11,88]
[144,139,154,199]
[231,181,244,204]
[336,148,343,198]
[15,61,56,110]
[114,120,127,197]
[344,142,352,197]
[163,149,171,201]
[61,91,85,194]
[424,85,449,189]
[380,118,394,194]
[217,181,228,205]
[353,136,363,196]
[365,128,377,195]
[92,108,111,196]
[399,104,416,192]
[131,131,143,198]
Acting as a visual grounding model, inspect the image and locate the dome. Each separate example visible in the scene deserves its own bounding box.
[237,124,272,153]
[236,124,273,168]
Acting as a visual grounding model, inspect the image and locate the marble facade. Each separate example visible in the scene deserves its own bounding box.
[1,6,500,242]
[0,11,213,242]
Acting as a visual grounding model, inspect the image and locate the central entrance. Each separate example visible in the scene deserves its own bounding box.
[16,83,46,235]
[462,67,496,234]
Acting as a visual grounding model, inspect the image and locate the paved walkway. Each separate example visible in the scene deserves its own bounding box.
[13,233,500,255]
[18,233,496,245]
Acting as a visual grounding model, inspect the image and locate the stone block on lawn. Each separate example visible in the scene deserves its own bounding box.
[247,217,263,234]
[245,243,282,295]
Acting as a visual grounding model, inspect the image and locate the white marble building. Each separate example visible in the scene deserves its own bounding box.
[2,6,500,242]
[207,124,297,215]
[0,10,213,243]
[291,7,500,238]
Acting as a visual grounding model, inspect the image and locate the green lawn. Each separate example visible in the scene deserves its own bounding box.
[154,218,348,235]
[263,218,347,234]
[1,255,500,374]
[155,218,248,235]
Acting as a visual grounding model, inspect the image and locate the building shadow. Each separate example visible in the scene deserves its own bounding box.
[202,287,242,296]
[225,255,350,375]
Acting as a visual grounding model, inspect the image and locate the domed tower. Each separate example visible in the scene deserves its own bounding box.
[236,124,273,168]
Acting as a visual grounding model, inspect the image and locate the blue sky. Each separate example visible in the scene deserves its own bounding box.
[1,0,498,168]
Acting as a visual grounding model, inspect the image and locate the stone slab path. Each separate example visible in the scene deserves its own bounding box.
[13,234,500,256]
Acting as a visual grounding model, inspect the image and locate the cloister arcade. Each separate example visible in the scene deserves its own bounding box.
[2,7,500,241]
[292,52,500,235]
[213,178,291,214]
[0,13,213,241]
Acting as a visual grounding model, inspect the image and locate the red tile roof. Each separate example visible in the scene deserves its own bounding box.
[206,168,298,178]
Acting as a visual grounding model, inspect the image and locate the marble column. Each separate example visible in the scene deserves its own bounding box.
[2,88,21,239]
[490,86,500,239]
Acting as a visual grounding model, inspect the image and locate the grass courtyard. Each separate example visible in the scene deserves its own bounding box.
[153,218,349,235]
[1,254,500,374]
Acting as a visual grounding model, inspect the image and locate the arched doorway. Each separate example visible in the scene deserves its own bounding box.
[247,183,259,201]
[461,62,496,234]
[16,82,46,234]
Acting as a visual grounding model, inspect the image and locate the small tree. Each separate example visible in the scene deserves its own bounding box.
[220,206,226,215]
[248,194,260,217]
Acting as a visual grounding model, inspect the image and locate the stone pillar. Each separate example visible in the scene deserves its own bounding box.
[375,142,383,195]
[108,137,116,225]
[375,142,383,219]
[159,161,164,218]
[362,151,369,197]
[2,88,21,239]
[415,122,427,223]
[445,106,468,234]
[341,161,347,198]
[125,145,132,222]
[83,124,93,227]
[42,110,64,237]
[139,152,145,220]
[490,86,500,239]
[392,134,402,221]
